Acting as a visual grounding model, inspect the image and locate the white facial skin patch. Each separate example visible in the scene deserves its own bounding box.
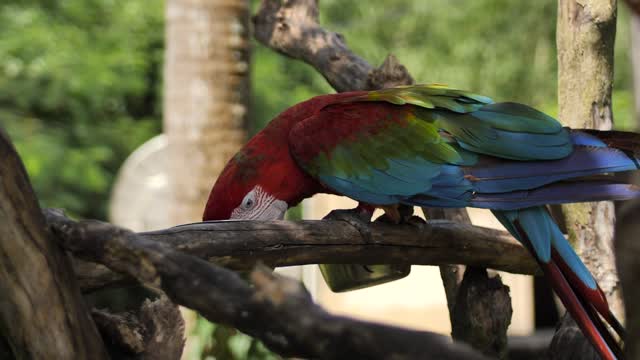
[230,185,288,220]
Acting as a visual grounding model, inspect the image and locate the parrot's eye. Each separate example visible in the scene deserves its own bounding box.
[241,190,256,210]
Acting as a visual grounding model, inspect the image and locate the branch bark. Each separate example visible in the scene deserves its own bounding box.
[0,129,108,359]
[47,208,489,360]
[92,296,185,359]
[253,0,372,92]
[52,210,538,292]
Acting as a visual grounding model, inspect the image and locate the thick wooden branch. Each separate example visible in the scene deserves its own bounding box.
[253,0,414,91]
[253,0,372,91]
[46,209,489,359]
[0,129,108,359]
[49,210,538,291]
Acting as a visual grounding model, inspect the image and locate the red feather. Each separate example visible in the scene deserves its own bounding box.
[202,92,364,220]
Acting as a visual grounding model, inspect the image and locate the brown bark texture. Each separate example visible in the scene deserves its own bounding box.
[164,0,250,224]
[0,129,108,360]
[557,0,620,313]
[91,296,185,359]
[54,211,537,292]
[552,0,620,356]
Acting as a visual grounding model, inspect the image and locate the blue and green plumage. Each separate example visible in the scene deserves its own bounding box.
[291,84,639,211]
[288,84,635,359]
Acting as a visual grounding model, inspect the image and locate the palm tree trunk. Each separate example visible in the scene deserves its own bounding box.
[164,0,250,224]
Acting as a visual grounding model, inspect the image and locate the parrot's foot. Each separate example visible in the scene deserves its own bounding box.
[320,205,413,292]
[375,204,414,224]
[324,207,374,243]
[376,205,429,233]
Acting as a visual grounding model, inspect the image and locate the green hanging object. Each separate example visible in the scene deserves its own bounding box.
[319,264,411,292]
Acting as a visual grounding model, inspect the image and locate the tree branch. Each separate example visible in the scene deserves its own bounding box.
[50,210,538,292]
[46,208,489,359]
[253,0,373,92]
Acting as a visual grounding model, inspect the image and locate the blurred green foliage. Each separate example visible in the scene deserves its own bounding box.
[185,317,280,360]
[1,0,636,359]
[1,0,163,219]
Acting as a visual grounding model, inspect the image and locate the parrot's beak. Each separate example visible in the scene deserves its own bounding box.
[271,200,288,220]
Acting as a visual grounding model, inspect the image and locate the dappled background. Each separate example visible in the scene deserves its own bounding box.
[1,0,636,359]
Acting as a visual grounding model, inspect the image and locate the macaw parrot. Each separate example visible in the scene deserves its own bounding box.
[203,84,637,359]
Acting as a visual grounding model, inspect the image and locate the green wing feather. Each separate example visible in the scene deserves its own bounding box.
[345,83,493,113]
[344,84,569,161]
[289,84,571,205]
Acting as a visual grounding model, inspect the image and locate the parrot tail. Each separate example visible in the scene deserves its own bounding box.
[493,206,623,360]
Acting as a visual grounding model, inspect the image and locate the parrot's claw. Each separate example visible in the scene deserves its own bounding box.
[375,204,414,224]
[406,215,428,229]
[324,208,373,243]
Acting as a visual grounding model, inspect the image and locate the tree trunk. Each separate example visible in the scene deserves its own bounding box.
[616,199,640,359]
[553,0,621,355]
[0,129,108,359]
[164,0,250,224]
[632,9,640,125]
[164,0,251,357]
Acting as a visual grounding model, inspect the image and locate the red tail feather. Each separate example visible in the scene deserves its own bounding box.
[542,260,620,360]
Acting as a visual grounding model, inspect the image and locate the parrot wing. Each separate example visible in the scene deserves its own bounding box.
[288,84,573,207]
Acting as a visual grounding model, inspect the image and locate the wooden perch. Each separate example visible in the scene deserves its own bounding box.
[47,210,539,292]
[46,208,489,359]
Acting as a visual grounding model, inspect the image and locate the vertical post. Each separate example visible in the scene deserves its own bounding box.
[553,1,620,356]
[164,0,250,224]
[616,199,640,359]
[556,0,621,315]
[164,0,251,356]
[632,8,640,125]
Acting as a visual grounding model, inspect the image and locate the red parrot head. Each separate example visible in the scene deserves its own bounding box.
[202,94,339,221]
[202,147,289,221]
[202,132,319,221]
